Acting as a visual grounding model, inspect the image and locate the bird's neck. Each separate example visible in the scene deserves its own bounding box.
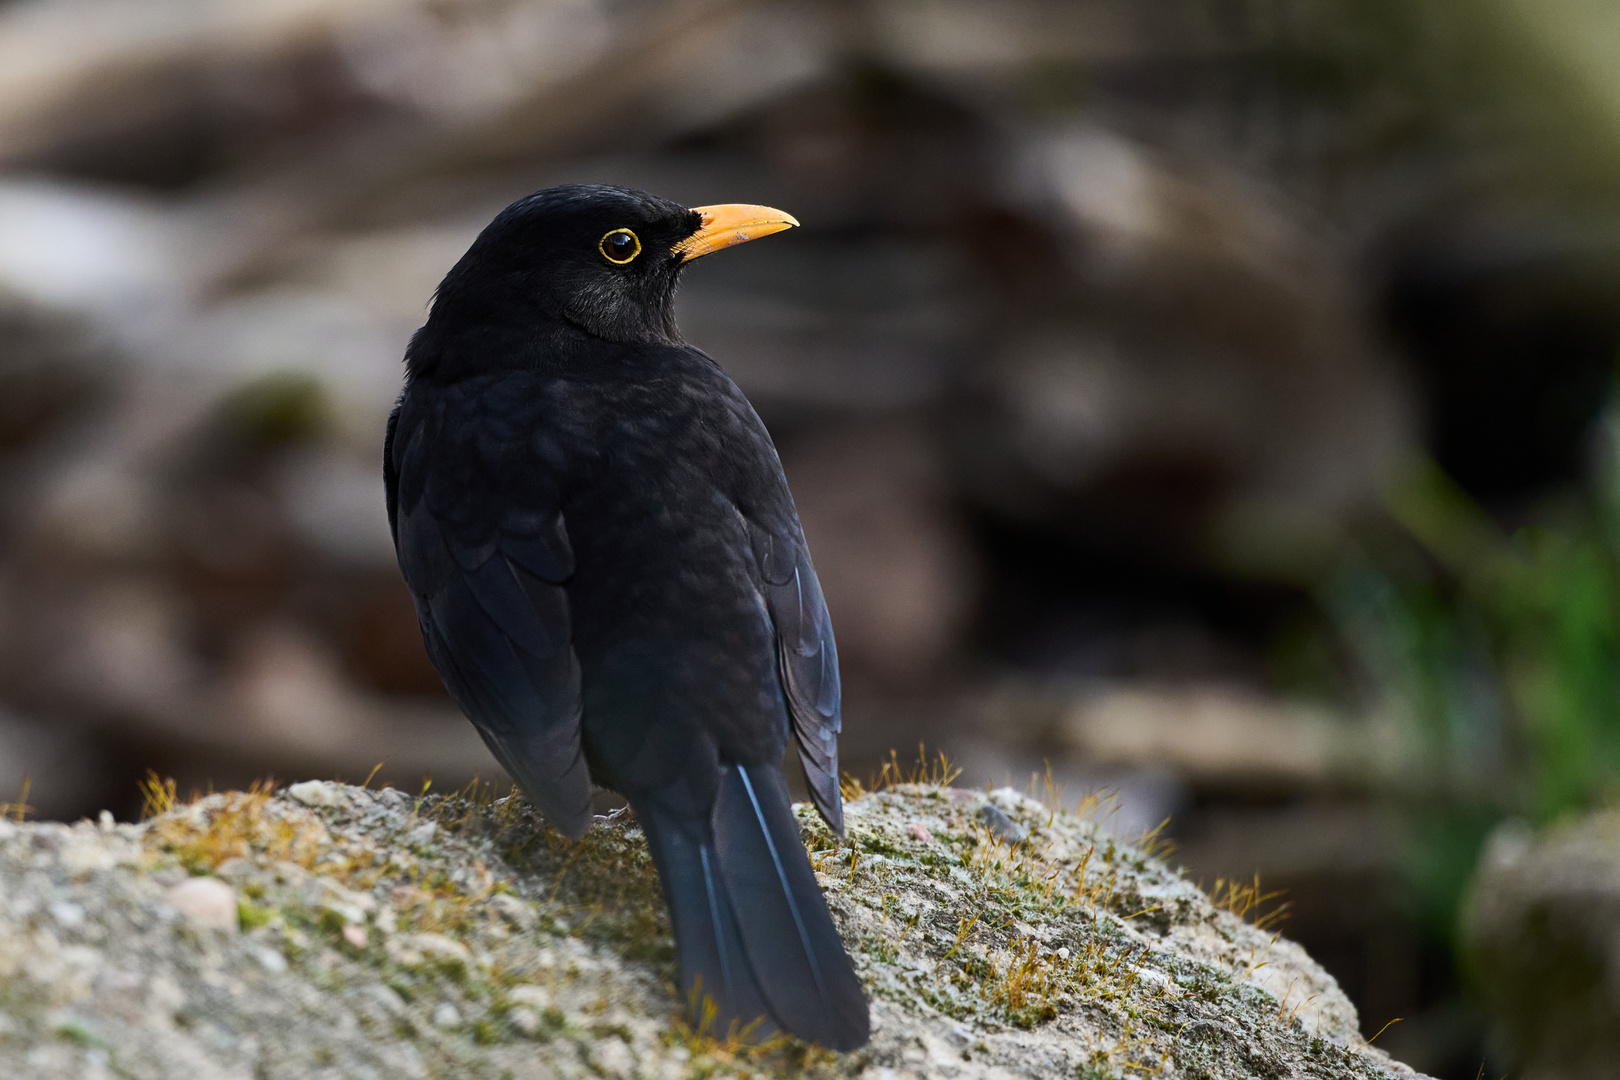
[404,310,681,384]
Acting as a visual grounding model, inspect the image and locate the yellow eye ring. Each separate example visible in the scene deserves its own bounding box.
[598,228,641,264]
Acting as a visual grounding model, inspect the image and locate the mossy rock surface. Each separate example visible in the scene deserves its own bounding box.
[0,779,1428,1079]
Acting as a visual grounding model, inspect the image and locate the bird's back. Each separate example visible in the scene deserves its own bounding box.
[387,185,866,1049]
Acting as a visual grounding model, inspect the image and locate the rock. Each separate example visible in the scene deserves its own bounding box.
[0,781,1429,1078]
[488,892,538,930]
[1463,812,1620,1080]
[407,933,471,963]
[956,124,1413,578]
[284,781,339,808]
[163,877,238,933]
[508,1005,541,1035]
[977,681,1370,796]
[978,803,1027,843]
[251,945,287,973]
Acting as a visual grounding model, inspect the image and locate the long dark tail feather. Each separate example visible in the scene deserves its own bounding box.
[713,763,869,1050]
[638,800,775,1039]
[637,765,869,1051]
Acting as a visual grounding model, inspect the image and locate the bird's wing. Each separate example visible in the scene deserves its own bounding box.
[747,518,845,835]
[388,399,593,838]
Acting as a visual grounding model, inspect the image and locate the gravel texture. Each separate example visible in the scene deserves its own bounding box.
[0,777,1429,1079]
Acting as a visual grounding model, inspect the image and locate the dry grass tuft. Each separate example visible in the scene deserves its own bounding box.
[664,988,838,1078]
[138,771,177,820]
[0,777,31,823]
[138,773,537,986]
[1079,1025,1166,1078]
[1209,873,1290,931]
[841,744,961,801]
[143,777,329,874]
[991,936,1066,1025]
[413,777,528,835]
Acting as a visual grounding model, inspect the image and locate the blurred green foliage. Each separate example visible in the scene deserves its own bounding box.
[1324,397,1620,940]
[215,371,334,451]
[1241,0,1620,211]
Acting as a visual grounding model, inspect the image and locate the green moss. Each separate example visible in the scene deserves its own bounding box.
[52,1018,104,1048]
[238,899,274,930]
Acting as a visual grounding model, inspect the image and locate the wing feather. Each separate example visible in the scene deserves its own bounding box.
[747,518,844,835]
[389,398,592,838]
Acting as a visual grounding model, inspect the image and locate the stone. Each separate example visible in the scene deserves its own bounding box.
[47,902,84,929]
[0,780,1429,1079]
[407,933,469,963]
[978,803,1027,843]
[284,781,339,808]
[1463,812,1620,1080]
[163,877,238,933]
[488,893,537,930]
[506,985,547,1008]
[251,946,287,973]
[509,1006,540,1035]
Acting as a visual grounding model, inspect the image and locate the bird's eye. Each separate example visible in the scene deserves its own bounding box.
[598,228,641,265]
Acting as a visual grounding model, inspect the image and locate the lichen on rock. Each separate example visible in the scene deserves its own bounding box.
[0,777,1428,1078]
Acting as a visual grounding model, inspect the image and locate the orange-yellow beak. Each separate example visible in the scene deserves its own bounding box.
[672,204,799,262]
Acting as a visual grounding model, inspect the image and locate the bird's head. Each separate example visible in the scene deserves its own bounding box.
[420,184,797,355]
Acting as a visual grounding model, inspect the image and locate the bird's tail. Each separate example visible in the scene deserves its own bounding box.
[636,763,869,1050]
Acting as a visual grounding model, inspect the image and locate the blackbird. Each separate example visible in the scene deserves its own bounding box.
[385,185,869,1049]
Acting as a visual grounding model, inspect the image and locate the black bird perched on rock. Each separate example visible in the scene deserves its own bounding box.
[384,185,869,1049]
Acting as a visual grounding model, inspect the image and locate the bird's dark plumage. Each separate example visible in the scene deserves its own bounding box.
[385,184,867,1049]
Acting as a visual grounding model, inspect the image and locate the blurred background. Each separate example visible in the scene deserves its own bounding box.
[2,0,1620,1074]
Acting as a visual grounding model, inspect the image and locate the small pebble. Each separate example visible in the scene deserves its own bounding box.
[489,893,537,930]
[507,985,548,1008]
[322,900,368,926]
[286,781,339,808]
[342,924,368,948]
[253,946,288,973]
[432,1002,461,1028]
[214,858,255,881]
[509,1006,540,1035]
[978,804,1028,843]
[410,932,471,962]
[593,1038,634,1073]
[166,877,238,933]
[48,901,85,928]
[908,822,935,844]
